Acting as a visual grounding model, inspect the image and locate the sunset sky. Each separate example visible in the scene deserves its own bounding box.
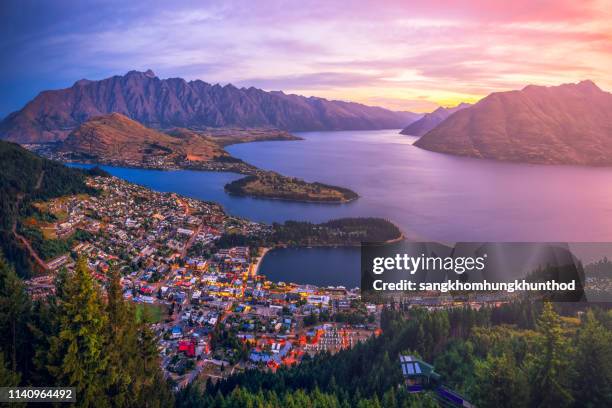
[1,0,611,117]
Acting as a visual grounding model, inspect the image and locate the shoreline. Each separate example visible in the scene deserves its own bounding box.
[224,189,359,204]
[256,231,406,280]
[63,160,359,205]
[253,247,270,276]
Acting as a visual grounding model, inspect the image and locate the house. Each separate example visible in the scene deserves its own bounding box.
[171,326,183,339]
[178,340,196,357]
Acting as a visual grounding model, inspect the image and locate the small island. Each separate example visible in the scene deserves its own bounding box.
[224,172,358,203]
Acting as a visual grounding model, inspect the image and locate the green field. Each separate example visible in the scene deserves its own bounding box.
[135,302,167,323]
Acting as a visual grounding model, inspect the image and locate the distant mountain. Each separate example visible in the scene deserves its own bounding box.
[400,102,471,136]
[414,80,612,165]
[58,113,227,162]
[0,70,419,143]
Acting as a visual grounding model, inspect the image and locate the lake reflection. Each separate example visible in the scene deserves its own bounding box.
[72,129,612,242]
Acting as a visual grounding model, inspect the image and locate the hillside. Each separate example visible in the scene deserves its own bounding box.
[0,70,419,143]
[414,80,612,165]
[185,302,612,407]
[59,113,227,164]
[0,140,99,276]
[400,102,471,136]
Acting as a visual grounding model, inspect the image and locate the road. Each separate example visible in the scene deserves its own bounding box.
[12,171,49,271]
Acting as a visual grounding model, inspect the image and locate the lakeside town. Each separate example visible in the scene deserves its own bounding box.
[18,175,610,390]
[21,175,384,388]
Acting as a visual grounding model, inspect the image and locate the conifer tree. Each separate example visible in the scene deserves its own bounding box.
[0,252,30,374]
[528,302,573,408]
[134,307,173,408]
[104,265,138,407]
[47,256,110,408]
[571,309,612,407]
[472,353,528,407]
[0,350,20,387]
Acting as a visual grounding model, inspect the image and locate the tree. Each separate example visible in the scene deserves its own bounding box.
[0,351,19,387]
[0,253,30,375]
[134,307,173,408]
[472,353,528,407]
[433,339,475,391]
[571,310,612,407]
[528,302,573,408]
[47,256,110,408]
[104,265,138,407]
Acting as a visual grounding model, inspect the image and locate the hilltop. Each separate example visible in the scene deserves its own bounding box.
[414,80,612,165]
[58,113,228,164]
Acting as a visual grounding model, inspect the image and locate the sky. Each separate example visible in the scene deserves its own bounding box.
[1,0,611,118]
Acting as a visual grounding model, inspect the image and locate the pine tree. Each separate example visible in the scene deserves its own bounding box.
[472,353,528,407]
[134,307,173,408]
[571,310,612,407]
[104,265,139,407]
[47,256,110,408]
[28,298,60,386]
[0,350,20,386]
[0,252,30,375]
[529,302,573,408]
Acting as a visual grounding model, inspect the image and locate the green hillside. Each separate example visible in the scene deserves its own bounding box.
[0,140,101,276]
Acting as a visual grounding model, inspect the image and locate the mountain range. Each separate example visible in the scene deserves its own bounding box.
[414,80,612,165]
[400,102,471,136]
[0,70,419,143]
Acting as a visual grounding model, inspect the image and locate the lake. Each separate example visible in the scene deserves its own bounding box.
[72,129,612,285]
[257,247,361,288]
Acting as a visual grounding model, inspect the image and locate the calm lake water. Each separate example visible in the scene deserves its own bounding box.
[257,247,361,288]
[72,129,612,285]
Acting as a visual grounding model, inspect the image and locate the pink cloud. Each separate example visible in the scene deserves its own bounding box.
[4,0,611,114]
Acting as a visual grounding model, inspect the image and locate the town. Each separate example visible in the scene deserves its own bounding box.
[20,175,608,391]
[22,176,381,388]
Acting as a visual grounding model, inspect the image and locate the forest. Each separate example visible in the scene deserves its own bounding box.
[270,218,401,246]
[0,140,106,277]
[1,245,611,407]
[0,253,174,407]
[215,218,402,249]
[178,301,612,408]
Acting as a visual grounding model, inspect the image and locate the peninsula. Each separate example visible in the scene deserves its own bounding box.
[34,113,358,203]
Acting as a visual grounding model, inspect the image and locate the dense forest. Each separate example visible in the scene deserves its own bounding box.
[215,218,402,249]
[178,301,612,407]
[0,140,105,277]
[0,253,174,407]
